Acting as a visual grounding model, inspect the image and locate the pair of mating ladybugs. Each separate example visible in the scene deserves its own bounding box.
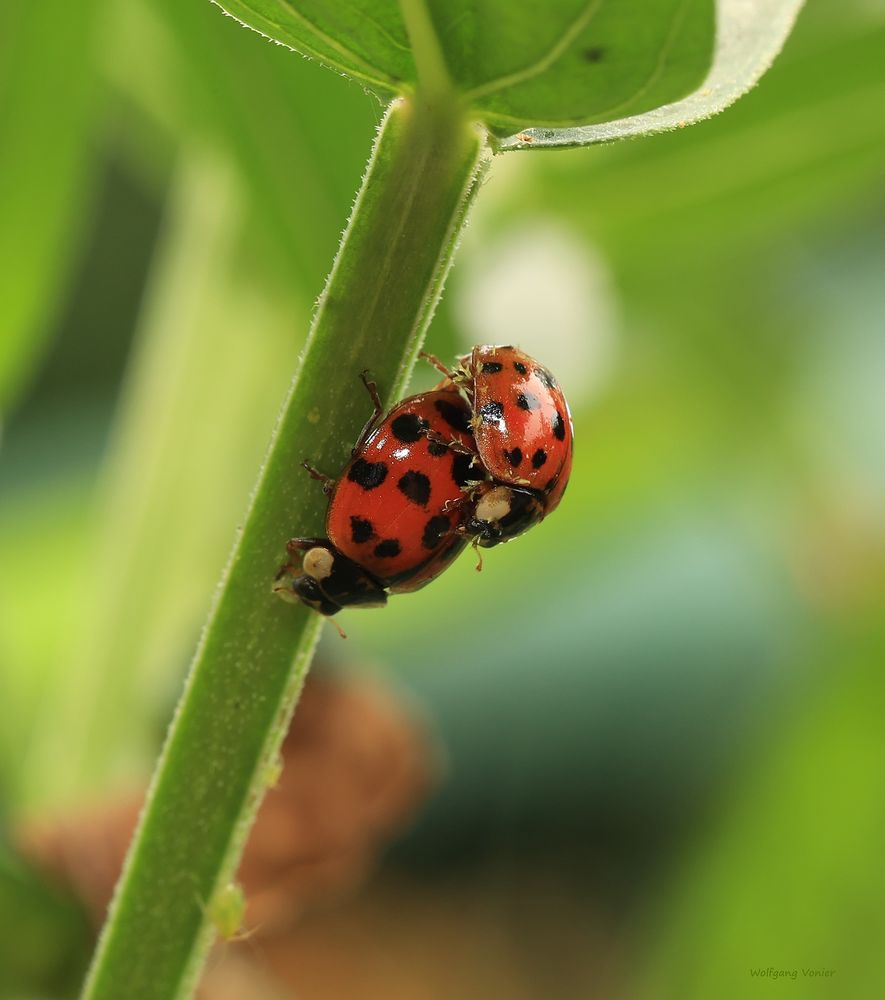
[274,345,574,617]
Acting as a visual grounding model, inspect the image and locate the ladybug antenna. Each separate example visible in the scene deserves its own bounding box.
[472,536,483,573]
[328,617,348,640]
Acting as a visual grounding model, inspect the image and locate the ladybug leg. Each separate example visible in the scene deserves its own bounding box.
[423,428,475,455]
[352,370,386,453]
[284,536,321,559]
[420,351,474,397]
[418,350,455,380]
[359,370,384,416]
[301,461,335,495]
[419,351,472,392]
[442,493,470,514]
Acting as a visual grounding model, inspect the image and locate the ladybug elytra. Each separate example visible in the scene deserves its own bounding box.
[275,379,487,616]
[429,345,574,546]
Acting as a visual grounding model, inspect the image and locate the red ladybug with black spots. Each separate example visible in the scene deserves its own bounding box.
[274,375,487,616]
[427,345,574,546]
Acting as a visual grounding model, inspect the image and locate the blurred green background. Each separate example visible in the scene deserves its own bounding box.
[2,0,884,996]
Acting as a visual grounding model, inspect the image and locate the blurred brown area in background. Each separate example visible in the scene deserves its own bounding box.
[198,872,622,1000]
[17,669,624,997]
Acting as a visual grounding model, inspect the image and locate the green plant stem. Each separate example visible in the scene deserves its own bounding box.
[82,95,491,1000]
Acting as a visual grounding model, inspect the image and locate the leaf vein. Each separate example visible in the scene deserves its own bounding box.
[362,12,411,54]
[484,0,698,130]
[462,0,605,103]
[587,0,697,121]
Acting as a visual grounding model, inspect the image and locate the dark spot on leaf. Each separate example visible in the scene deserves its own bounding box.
[505,447,523,467]
[398,470,431,506]
[422,515,450,550]
[350,516,374,543]
[583,46,606,63]
[348,458,387,490]
[532,448,548,469]
[374,538,401,558]
[391,412,427,443]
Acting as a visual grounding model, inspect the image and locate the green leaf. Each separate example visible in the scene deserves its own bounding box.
[213,0,413,96]
[498,0,805,149]
[216,0,716,132]
[216,1,809,150]
[0,0,100,414]
[439,0,716,133]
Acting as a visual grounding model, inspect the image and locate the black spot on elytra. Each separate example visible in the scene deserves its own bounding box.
[427,439,449,457]
[532,448,548,469]
[348,458,388,490]
[481,361,503,373]
[398,470,431,506]
[374,538,401,558]
[552,411,566,441]
[504,447,523,467]
[422,515,450,550]
[434,398,471,434]
[536,367,558,390]
[452,452,478,487]
[350,516,374,543]
[480,400,505,425]
[513,361,528,375]
[583,46,606,63]
[516,391,540,411]
[391,412,428,443]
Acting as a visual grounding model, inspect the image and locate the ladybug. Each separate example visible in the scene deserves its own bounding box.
[427,345,574,546]
[275,377,486,616]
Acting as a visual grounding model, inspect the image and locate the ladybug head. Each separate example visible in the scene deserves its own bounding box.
[464,484,545,547]
[273,540,388,615]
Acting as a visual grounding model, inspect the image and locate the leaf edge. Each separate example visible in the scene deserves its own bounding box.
[496,0,806,151]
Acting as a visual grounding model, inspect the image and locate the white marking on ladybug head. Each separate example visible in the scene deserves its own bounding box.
[303,546,334,581]
[475,485,512,525]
